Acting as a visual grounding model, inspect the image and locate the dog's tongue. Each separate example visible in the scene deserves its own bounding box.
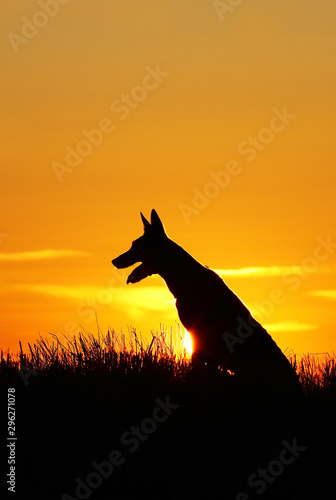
[127,263,152,284]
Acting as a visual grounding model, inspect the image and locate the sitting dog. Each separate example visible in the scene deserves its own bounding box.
[112,209,302,409]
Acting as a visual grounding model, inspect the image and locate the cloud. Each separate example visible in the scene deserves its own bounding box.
[13,283,175,312]
[264,321,318,333]
[216,264,336,279]
[215,266,304,278]
[14,284,101,300]
[0,249,92,262]
[309,290,336,301]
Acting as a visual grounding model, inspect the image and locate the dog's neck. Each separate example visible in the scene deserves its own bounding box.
[155,239,203,299]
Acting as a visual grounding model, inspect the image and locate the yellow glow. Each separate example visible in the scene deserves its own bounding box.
[13,283,175,310]
[183,329,193,357]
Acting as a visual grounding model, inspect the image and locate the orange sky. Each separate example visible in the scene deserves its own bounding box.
[1,0,336,356]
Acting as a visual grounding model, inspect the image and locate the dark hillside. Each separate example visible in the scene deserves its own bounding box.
[1,332,335,500]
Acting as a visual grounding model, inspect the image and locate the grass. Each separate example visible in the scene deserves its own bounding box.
[2,328,335,394]
[1,325,192,379]
[1,328,336,500]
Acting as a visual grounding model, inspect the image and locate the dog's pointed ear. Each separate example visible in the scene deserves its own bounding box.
[151,209,166,235]
[140,212,151,233]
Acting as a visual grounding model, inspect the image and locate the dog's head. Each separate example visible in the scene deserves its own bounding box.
[112,209,167,284]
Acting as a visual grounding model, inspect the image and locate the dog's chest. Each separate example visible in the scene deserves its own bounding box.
[175,295,218,331]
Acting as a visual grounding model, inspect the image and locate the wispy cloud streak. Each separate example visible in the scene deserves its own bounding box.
[14,284,100,299]
[216,266,304,278]
[309,290,336,301]
[0,249,91,262]
[264,321,318,333]
[12,284,175,312]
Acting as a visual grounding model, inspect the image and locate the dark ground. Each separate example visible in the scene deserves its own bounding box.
[1,356,335,500]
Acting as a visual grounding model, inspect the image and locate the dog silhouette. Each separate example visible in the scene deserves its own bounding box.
[112,209,302,408]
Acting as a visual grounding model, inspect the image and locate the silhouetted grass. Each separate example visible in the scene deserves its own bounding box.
[2,330,335,395]
[1,326,192,380]
[294,352,336,393]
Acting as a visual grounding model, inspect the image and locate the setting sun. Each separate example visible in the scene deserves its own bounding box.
[183,329,193,357]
